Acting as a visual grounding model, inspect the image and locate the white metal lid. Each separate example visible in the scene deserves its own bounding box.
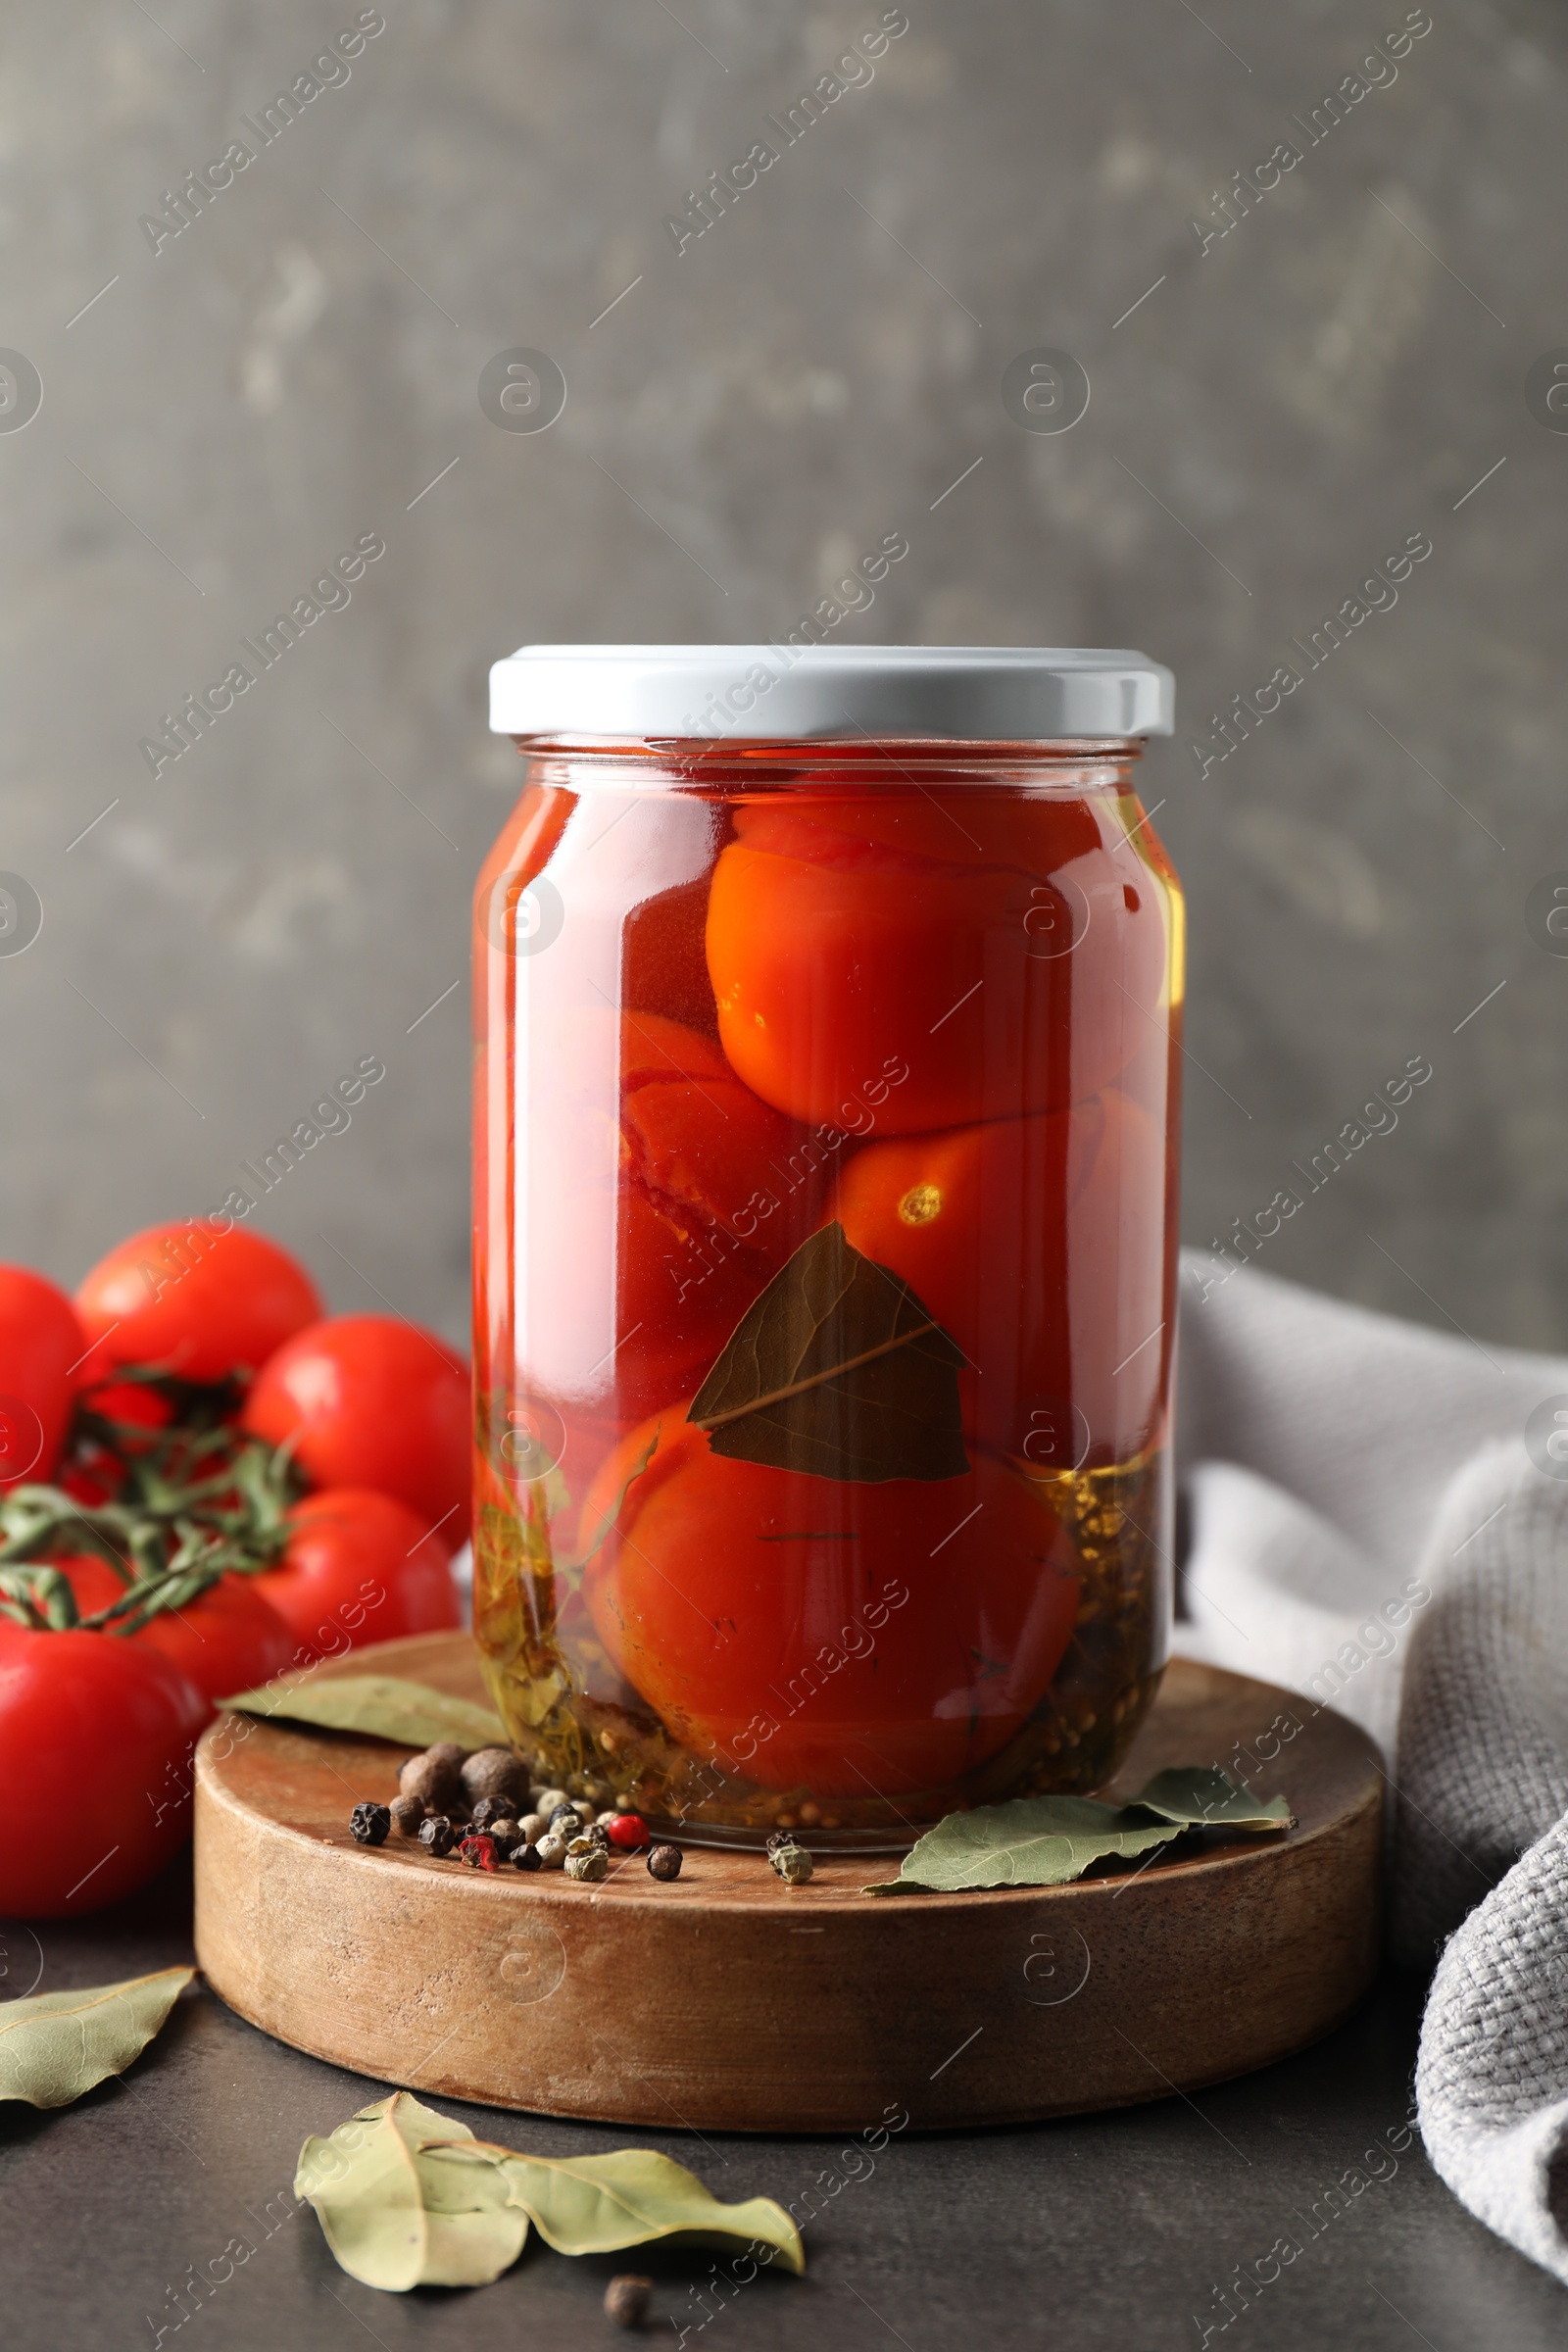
[488,644,1174,740]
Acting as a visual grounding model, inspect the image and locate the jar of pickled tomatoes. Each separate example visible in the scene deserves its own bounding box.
[474,646,1179,1848]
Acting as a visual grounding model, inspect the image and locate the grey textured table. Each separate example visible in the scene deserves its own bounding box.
[3,1860,1563,2352]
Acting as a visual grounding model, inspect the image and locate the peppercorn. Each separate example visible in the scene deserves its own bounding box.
[462,1746,528,1809]
[459,1833,500,1872]
[646,1843,682,1882]
[764,1828,796,1857]
[350,1801,391,1847]
[605,2274,654,2328]
[399,1744,465,1812]
[518,1812,548,1847]
[389,1792,425,1838]
[514,1839,542,1873]
[488,1819,523,1859]
[769,1841,813,1886]
[417,1813,456,1858]
[564,1839,608,1883]
[533,1786,568,1819]
[535,1832,568,1871]
[470,1794,518,1833]
[605,1812,651,1851]
[548,1803,584,1835]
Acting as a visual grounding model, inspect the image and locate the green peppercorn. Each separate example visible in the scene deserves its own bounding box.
[769,1841,813,1886]
[350,1801,391,1847]
[646,1843,683,1882]
[564,1839,608,1883]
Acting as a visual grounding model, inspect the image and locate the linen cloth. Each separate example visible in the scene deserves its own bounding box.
[1173,1250,1568,2285]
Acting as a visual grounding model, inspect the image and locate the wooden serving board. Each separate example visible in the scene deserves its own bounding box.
[194,1634,1382,2133]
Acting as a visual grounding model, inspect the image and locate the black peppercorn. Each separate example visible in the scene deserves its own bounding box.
[350,1801,391,1847]
[514,1839,542,1873]
[548,1803,584,1834]
[488,1820,523,1859]
[417,1813,455,1858]
[646,1842,682,1882]
[764,1828,795,1857]
[470,1794,517,1833]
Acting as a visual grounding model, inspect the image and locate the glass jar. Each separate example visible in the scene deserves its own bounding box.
[473,647,1180,1848]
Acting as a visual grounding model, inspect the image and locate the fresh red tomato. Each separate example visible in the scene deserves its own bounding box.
[74,1223,322,1384]
[0,1621,207,1916]
[583,1412,1080,1796]
[252,1489,462,1659]
[79,1380,176,1433]
[58,1557,296,1712]
[705,794,1170,1131]
[833,1090,1170,1463]
[0,1264,85,1490]
[512,1008,819,1424]
[243,1317,470,1544]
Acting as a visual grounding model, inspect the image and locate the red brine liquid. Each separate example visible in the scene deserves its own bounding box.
[472,740,1182,1847]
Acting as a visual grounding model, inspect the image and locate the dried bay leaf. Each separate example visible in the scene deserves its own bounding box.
[0,1965,193,2107]
[493,2147,805,2271]
[1129,1766,1291,1833]
[295,2092,528,2291]
[867,1797,1180,1893]
[296,2092,805,2293]
[689,1222,968,1483]
[867,1769,1290,1894]
[219,1674,507,1749]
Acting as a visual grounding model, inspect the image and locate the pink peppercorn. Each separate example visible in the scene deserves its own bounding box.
[459,1833,500,1872]
[605,1813,650,1851]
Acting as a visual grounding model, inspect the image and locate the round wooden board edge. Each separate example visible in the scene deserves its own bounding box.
[194,1638,1385,2130]
[194,1634,1385,1917]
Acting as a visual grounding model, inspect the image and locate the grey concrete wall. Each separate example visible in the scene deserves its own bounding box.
[1,0,1562,1351]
